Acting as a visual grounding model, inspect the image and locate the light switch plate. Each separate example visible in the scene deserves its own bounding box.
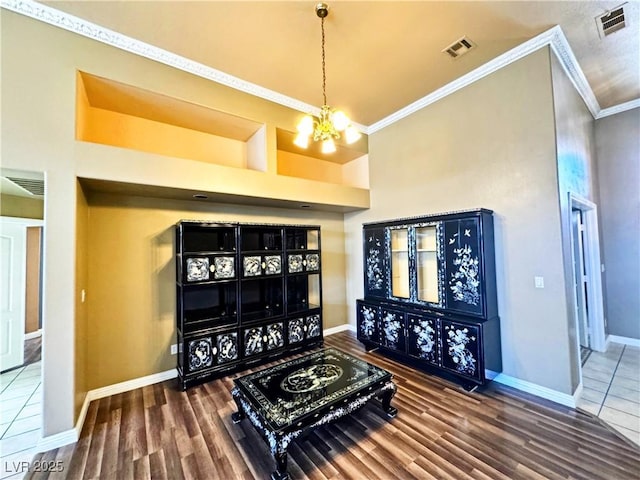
[534,276,544,288]
[170,344,178,355]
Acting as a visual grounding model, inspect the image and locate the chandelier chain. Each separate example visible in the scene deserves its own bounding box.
[321,16,327,106]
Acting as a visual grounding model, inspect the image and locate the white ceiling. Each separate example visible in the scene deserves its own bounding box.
[33,0,639,127]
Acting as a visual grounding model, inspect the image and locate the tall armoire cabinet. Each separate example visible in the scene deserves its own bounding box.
[176,221,323,390]
[357,209,501,390]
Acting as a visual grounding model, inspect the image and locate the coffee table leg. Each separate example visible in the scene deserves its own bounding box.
[231,393,245,424]
[380,384,398,418]
[270,451,289,480]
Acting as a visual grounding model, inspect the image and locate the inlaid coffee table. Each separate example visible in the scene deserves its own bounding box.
[231,347,397,480]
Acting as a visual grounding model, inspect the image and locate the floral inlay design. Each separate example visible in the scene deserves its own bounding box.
[306,315,321,338]
[280,364,344,393]
[305,253,320,271]
[244,327,264,356]
[366,236,384,290]
[186,257,209,282]
[188,337,213,371]
[382,311,403,349]
[214,256,235,279]
[266,323,284,350]
[243,256,262,277]
[217,332,238,363]
[288,254,303,273]
[359,305,377,339]
[444,325,476,375]
[288,318,305,343]
[449,242,480,306]
[412,319,437,363]
[264,255,282,275]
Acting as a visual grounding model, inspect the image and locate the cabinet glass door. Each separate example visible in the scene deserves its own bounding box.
[390,228,410,299]
[416,226,439,303]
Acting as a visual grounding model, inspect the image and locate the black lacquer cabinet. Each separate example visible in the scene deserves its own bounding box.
[176,221,323,390]
[357,209,501,390]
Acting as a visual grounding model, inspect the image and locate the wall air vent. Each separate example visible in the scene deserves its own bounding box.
[442,36,476,59]
[596,3,627,38]
[5,177,45,196]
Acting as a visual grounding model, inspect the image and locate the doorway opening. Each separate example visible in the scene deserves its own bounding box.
[0,169,45,464]
[569,194,606,363]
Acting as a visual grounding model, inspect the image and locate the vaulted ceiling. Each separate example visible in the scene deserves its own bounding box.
[36,0,639,128]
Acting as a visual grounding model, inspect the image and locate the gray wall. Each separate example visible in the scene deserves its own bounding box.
[595,108,640,339]
[549,54,599,390]
[344,48,577,395]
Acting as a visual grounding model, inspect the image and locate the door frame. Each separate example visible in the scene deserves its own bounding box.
[0,216,44,371]
[568,194,606,352]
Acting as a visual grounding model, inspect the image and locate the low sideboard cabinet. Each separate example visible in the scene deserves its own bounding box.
[176,221,323,390]
[357,209,501,390]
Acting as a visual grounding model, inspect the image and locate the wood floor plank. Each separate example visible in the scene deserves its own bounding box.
[26,331,639,479]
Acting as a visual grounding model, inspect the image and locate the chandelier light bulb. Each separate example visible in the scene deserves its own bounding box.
[331,110,349,131]
[297,115,314,135]
[344,125,361,144]
[294,132,310,149]
[321,138,336,154]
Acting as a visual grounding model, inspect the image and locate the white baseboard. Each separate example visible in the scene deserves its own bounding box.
[25,329,42,340]
[323,323,355,336]
[607,335,640,347]
[573,382,584,406]
[488,371,576,408]
[35,428,77,453]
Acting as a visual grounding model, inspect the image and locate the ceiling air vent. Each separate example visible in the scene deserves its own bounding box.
[596,3,627,38]
[442,36,476,59]
[5,176,45,196]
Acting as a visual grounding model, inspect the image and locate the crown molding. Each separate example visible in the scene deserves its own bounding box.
[1,0,636,135]
[596,99,640,119]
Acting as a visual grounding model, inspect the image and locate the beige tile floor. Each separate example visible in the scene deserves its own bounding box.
[577,343,640,446]
[0,362,41,480]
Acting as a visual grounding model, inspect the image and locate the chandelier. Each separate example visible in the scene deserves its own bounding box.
[294,3,361,154]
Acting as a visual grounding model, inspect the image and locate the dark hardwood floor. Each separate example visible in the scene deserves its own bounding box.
[28,331,639,479]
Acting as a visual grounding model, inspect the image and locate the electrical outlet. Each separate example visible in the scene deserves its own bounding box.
[534,276,544,289]
[170,344,178,355]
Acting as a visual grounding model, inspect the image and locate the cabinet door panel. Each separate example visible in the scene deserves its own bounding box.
[407,315,440,365]
[357,302,380,344]
[243,327,264,357]
[444,219,483,316]
[363,228,388,298]
[216,332,239,364]
[441,320,481,381]
[306,314,321,339]
[186,334,215,373]
[288,317,305,344]
[380,308,406,352]
[266,322,285,350]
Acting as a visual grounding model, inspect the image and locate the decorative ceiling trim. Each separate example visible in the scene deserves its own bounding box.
[596,99,640,119]
[1,0,636,134]
[369,26,604,133]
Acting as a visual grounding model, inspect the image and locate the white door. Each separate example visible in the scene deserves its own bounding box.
[0,219,27,371]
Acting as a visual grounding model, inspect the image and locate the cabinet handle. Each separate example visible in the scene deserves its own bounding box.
[263,335,268,342]
[261,261,266,269]
[213,347,218,355]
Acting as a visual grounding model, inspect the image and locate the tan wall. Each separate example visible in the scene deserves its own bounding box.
[25,227,42,333]
[84,191,346,390]
[345,48,575,394]
[549,53,599,390]
[75,183,89,419]
[0,194,44,220]
[595,108,640,339]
